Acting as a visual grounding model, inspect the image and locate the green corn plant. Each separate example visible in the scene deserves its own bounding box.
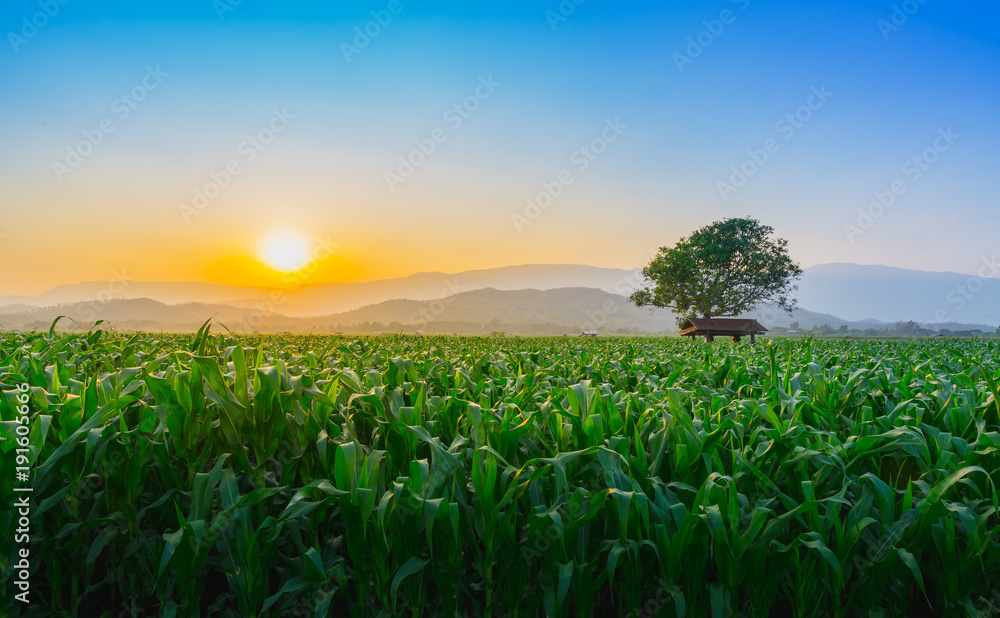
[2,327,1000,617]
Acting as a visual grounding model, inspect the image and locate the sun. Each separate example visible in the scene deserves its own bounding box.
[260,232,310,272]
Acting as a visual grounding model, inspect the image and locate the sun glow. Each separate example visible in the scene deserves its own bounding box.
[260,232,310,272]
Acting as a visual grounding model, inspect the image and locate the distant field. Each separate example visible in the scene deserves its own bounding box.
[2,329,999,616]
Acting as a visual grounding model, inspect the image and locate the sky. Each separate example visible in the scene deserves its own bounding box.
[1,0,998,295]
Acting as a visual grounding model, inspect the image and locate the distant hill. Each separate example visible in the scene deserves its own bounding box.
[1,287,992,337]
[799,263,1000,325]
[0,298,292,333]
[256,264,644,317]
[0,289,673,335]
[314,287,675,334]
[0,303,39,316]
[1,262,997,329]
[742,307,849,330]
[0,264,643,317]
[0,281,275,308]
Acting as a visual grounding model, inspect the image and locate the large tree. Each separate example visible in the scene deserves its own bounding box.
[630,217,802,322]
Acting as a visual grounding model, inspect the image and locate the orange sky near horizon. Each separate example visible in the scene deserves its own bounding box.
[0,173,976,298]
[0,155,696,296]
[0,211,671,296]
[0,187,967,297]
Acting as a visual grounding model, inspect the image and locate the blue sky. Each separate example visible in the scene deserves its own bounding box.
[1,0,998,293]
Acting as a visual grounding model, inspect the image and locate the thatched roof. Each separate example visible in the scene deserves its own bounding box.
[678,317,768,337]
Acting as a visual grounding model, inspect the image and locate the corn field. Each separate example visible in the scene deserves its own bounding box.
[2,324,1000,617]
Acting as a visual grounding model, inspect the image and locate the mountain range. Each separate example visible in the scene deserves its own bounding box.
[0,263,996,334]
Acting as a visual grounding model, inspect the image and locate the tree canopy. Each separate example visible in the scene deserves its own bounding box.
[630,217,802,322]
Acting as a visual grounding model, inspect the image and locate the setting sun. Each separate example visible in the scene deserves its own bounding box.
[260,232,310,272]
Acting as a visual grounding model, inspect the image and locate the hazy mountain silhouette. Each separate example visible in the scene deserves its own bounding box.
[1,263,997,329]
[798,263,1000,324]
[4,286,987,336]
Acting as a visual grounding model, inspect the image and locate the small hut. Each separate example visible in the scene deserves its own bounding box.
[678,317,767,343]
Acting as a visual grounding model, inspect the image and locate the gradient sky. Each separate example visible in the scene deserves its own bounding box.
[1,0,998,295]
